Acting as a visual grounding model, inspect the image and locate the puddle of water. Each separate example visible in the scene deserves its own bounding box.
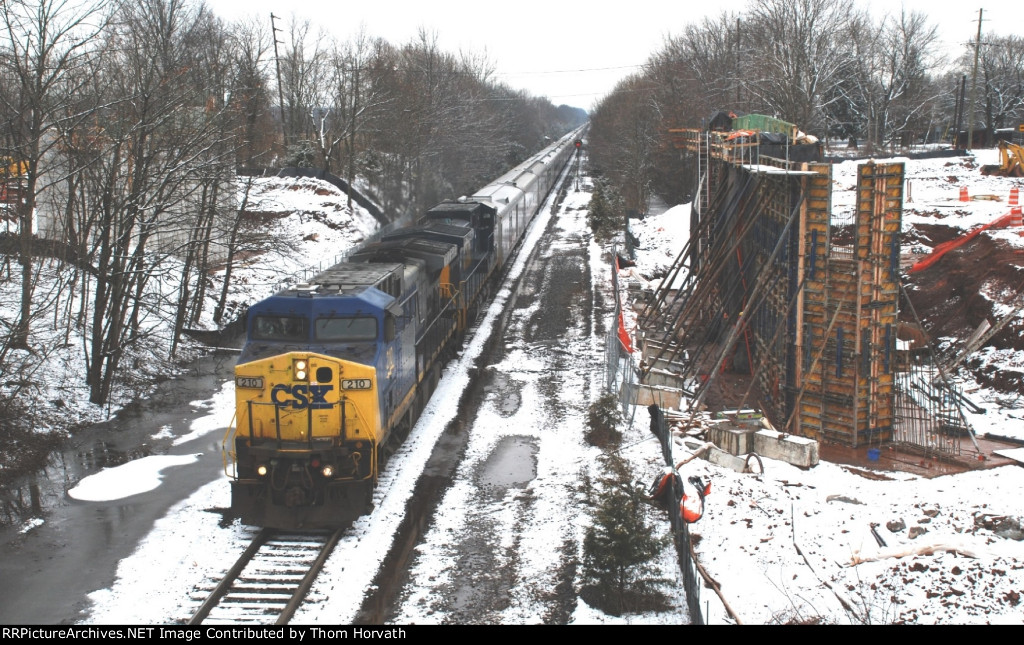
[484,370,525,418]
[478,436,538,492]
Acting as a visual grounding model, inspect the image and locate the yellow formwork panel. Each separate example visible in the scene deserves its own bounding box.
[795,161,902,446]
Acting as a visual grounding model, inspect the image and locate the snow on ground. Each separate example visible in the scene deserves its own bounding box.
[0,174,380,457]
[74,147,1024,625]
[679,450,1024,624]
[67,454,201,502]
[199,175,382,327]
[4,147,1019,626]
[612,147,1024,623]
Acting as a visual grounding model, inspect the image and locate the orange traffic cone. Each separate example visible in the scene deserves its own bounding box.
[1011,206,1023,227]
[959,186,969,202]
[1011,186,1019,206]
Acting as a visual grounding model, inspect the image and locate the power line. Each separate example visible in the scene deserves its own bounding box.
[496,64,645,77]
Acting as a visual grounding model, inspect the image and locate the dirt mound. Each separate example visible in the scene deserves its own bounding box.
[902,224,1024,392]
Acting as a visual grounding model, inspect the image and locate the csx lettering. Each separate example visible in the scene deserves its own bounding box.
[271,384,333,409]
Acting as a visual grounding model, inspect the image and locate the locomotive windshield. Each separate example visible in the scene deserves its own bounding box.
[315,316,378,341]
[252,315,308,341]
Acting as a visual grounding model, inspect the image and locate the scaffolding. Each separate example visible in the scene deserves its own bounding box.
[638,128,971,454]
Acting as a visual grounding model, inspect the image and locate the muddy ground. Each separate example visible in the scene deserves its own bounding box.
[902,222,1024,393]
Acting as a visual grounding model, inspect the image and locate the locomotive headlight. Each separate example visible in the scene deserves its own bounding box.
[321,464,335,478]
[256,463,269,477]
[293,358,309,381]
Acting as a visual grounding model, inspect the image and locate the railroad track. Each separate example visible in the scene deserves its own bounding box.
[188,528,343,625]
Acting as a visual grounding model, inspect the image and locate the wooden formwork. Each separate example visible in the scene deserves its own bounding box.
[795,162,903,446]
[652,131,902,447]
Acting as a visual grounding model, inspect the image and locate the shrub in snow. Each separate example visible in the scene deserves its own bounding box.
[587,181,624,244]
[580,454,672,616]
[586,393,623,447]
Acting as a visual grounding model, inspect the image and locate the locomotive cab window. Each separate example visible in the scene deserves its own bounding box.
[253,316,308,341]
[315,316,379,341]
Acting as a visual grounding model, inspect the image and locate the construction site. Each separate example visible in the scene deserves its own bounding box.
[622,115,1024,477]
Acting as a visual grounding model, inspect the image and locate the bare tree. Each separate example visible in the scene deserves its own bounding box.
[226,16,277,170]
[640,13,744,203]
[68,0,236,403]
[978,34,1024,138]
[588,74,660,217]
[839,10,941,152]
[211,176,253,326]
[0,0,106,350]
[656,13,740,118]
[743,0,858,132]
[335,30,397,207]
[398,30,463,212]
[277,17,329,166]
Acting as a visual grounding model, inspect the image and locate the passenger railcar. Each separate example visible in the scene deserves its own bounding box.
[224,128,583,529]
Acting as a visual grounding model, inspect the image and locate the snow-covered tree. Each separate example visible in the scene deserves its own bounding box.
[581,454,671,616]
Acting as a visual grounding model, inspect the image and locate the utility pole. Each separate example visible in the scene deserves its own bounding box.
[967,8,983,150]
[954,74,966,147]
[735,18,741,106]
[271,13,287,150]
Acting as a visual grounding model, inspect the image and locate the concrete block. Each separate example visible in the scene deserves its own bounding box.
[753,429,820,468]
[644,366,687,390]
[631,383,683,410]
[679,438,748,473]
[707,425,758,456]
[704,446,750,472]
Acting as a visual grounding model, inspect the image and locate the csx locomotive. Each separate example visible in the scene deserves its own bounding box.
[224,129,583,529]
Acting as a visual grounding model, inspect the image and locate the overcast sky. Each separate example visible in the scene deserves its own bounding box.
[204,1,1022,111]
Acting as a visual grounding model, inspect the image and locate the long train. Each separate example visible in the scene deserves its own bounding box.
[223,128,584,529]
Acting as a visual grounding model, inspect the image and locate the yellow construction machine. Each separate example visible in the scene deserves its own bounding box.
[1,157,28,204]
[980,140,1024,177]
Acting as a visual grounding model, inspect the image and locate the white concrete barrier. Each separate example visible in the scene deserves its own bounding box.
[752,429,819,468]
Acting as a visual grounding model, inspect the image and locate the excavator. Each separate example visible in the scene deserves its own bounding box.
[980,140,1024,177]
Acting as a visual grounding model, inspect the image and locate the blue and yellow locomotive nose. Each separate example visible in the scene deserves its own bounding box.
[233,352,381,444]
[226,352,384,528]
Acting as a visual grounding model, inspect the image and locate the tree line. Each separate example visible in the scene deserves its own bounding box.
[0,0,586,428]
[588,0,1024,214]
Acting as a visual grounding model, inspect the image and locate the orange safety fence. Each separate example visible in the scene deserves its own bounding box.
[908,211,1017,274]
[613,255,634,353]
[618,312,634,354]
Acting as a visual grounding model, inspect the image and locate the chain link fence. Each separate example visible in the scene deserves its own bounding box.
[648,405,705,625]
[605,244,639,427]
[604,244,705,625]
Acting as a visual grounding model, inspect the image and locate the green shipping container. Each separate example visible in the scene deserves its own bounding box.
[731,114,798,140]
